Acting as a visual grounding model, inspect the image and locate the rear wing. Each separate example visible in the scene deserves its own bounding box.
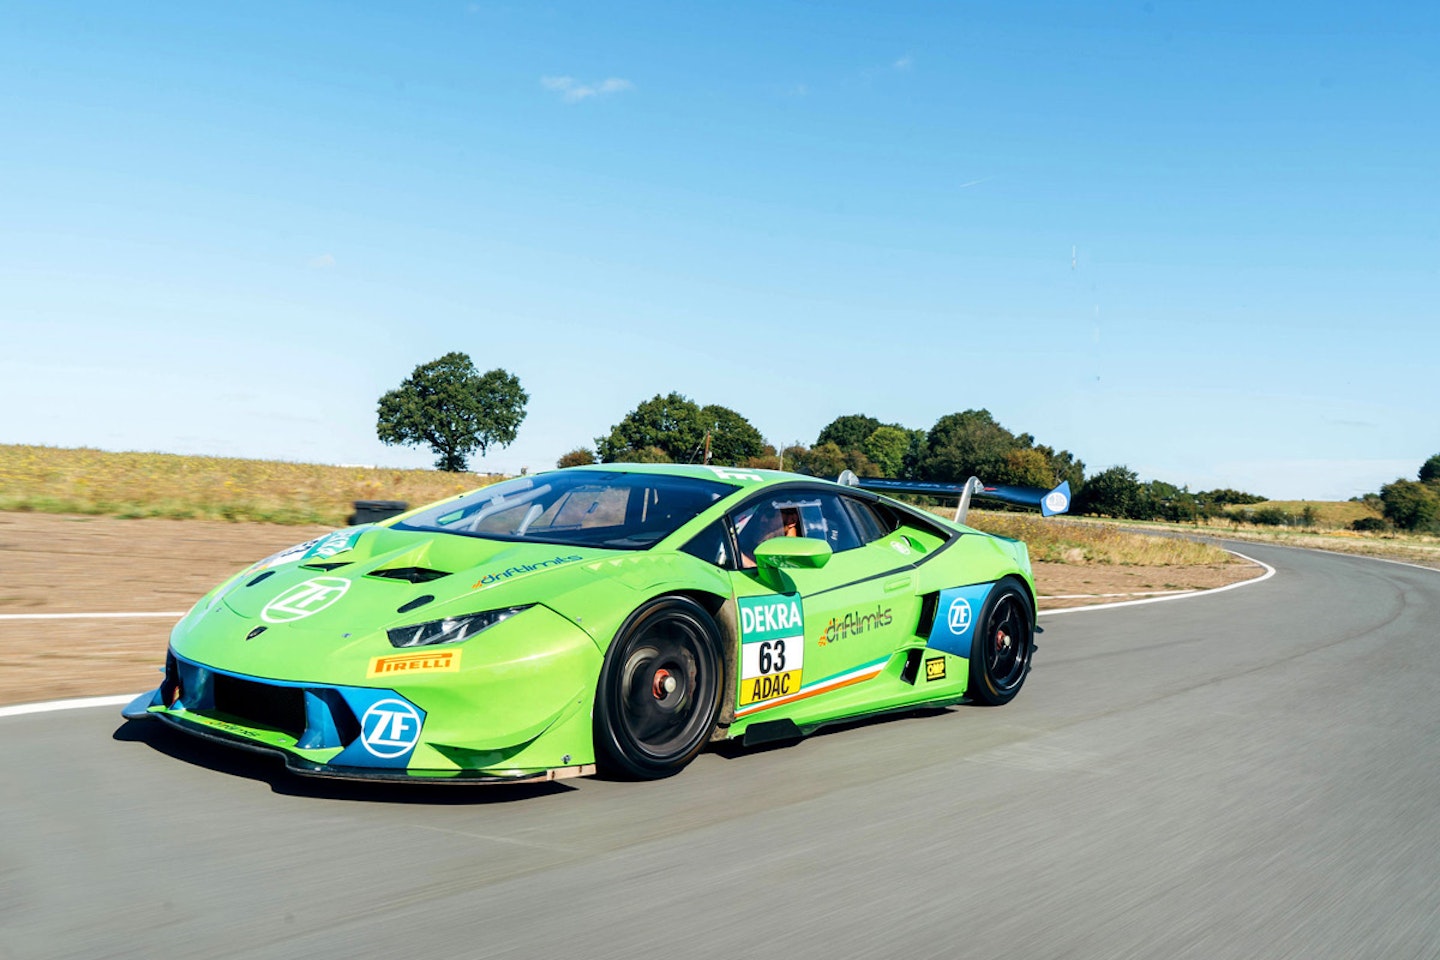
[836,472,1070,525]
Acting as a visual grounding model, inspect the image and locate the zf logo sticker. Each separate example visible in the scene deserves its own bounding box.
[947,597,972,633]
[360,699,422,758]
[738,594,805,707]
[262,577,351,623]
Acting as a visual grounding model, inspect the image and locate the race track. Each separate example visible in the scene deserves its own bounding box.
[4,541,1439,960]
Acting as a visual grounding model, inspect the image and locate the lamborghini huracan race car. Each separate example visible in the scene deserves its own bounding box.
[123,464,1069,782]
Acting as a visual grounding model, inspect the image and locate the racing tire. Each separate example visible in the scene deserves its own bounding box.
[967,577,1035,706]
[595,595,725,779]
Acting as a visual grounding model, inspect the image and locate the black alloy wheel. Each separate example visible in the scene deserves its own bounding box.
[595,595,724,779]
[967,577,1034,706]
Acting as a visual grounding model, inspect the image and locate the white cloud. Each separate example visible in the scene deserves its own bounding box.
[540,75,635,103]
[893,55,914,71]
[958,177,992,189]
[308,253,336,269]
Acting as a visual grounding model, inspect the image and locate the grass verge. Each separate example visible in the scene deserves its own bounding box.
[0,444,501,526]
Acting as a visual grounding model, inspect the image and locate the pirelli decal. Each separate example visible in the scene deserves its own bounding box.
[737,593,805,708]
[367,649,462,679]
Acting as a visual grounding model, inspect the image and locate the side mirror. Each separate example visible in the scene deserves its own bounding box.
[754,537,832,570]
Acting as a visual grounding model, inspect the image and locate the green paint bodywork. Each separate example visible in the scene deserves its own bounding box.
[129,463,1037,781]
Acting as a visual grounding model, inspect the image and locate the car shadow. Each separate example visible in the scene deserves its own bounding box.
[112,721,575,804]
[709,704,956,760]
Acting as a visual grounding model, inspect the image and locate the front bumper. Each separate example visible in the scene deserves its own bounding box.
[123,650,596,783]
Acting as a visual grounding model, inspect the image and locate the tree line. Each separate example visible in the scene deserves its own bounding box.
[371,354,1275,521]
[1350,454,1440,533]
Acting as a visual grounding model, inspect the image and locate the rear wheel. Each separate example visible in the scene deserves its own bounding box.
[967,578,1034,706]
[595,596,724,779]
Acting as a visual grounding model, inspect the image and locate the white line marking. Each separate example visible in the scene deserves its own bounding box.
[1039,590,1194,599]
[0,694,142,719]
[1039,549,1276,617]
[0,612,185,621]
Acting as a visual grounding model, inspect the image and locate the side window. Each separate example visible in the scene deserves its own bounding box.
[843,497,898,543]
[680,520,734,569]
[731,493,863,568]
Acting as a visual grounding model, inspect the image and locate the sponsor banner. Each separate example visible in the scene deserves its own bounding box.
[331,688,427,768]
[738,593,805,709]
[367,649,462,679]
[926,583,996,657]
[473,554,583,588]
[816,604,892,647]
[305,527,367,561]
[261,577,351,623]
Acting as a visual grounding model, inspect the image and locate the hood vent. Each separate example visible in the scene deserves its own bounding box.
[368,567,450,584]
[301,561,352,571]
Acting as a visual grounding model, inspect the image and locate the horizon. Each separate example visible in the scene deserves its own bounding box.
[3,2,1436,501]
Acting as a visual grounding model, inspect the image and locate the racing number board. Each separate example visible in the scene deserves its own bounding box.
[738,593,805,708]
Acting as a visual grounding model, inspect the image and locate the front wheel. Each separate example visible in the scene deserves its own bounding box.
[967,578,1034,706]
[595,596,724,779]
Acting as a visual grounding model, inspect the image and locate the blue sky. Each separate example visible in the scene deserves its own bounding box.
[2,1,1436,500]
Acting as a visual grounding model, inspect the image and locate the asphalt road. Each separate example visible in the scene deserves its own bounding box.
[4,542,1439,960]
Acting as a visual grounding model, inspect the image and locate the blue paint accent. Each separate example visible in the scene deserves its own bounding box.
[168,653,424,768]
[297,690,342,749]
[926,583,996,657]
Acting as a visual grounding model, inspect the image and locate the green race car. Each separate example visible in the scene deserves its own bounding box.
[123,464,1069,782]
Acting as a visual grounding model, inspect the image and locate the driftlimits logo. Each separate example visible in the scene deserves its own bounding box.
[473,555,582,587]
[817,605,892,645]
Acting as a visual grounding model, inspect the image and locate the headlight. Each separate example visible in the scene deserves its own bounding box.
[387,606,533,648]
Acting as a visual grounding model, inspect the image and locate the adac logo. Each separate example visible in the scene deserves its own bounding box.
[360,699,423,758]
[816,605,893,646]
[947,597,973,634]
[261,577,351,623]
[473,555,582,588]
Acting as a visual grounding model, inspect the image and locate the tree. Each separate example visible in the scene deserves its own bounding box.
[1380,479,1440,531]
[376,353,527,472]
[597,393,765,465]
[1003,448,1057,489]
[817,414,882,452]
[1420,453,1440,485]
[797,442,848,479]
[556,447,596,468]
[596,392,704,463]
[862,426,911,477]
[1076,465,1143,518]
[921,409,1020,484]
[698,404,765,465]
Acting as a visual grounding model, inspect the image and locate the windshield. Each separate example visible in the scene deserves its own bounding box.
[394,470,737,550]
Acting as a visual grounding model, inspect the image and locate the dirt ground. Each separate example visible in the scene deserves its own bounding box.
[0,512,1262,707]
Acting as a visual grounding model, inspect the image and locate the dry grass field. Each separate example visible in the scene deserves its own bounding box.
[1224,499,1381,528]
[0,444,502,526]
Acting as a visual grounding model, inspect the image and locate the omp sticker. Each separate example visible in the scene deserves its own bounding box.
[738,594,805,708]
[261,577,351,623]
[926,583,996,657]
[359,699,423,759]
[367,649,462,679]
[925,657,946,681]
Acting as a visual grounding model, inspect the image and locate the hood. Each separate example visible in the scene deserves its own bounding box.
[219,526,603,630]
